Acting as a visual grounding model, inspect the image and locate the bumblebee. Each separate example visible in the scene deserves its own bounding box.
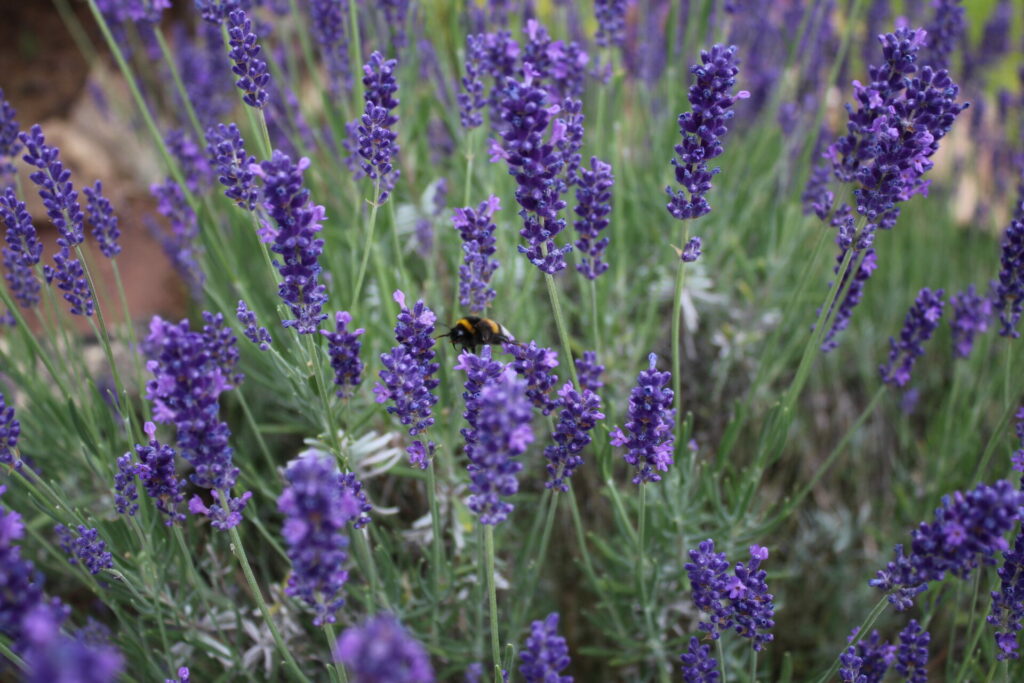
[438,316,517,353]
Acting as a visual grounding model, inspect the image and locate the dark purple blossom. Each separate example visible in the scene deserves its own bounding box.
[679,636,719,683]
[278,453,359,626]
[54,525,113,575]
[309,0,351,93]
[545,382,603,491]
[556,98,585,188]
[455,344,505,461]
[20,602,123,683]
[453,196,501,313]
[506,340,560,415]
[594,0,626,48]
[685,539,731,639]
[113,454,138,516]
[82,181,121,258]
[950,285,992,357]
[989,529,1024,659]
[895,619,929,682]
[149,180,204,299]
[879,288,945,387]
[872,481,1024,611]
[495,73,572,274]
[681,236,702,263]
[802,160,834,219]
[1,486,60,649]
[321,311,364,398]
[519,612,572,683]
[380,0,411,49]
[357,52,401,203]
[256,151,328,333]
[0,187,42,311]
[460,34,488,129]
[838,641,863,683]
[375,291,439,469]
[133,422,187,526]
[335,613,435,682]
[236,299,272,351]
[573,156,612,279]
[846,627,895,681]
[521,20,589,100]
[995,218,1024,337]
[610,353,674,484]
[922,0,965,71]
[666,45,749,222]
[207,123,260,211]
[574,351,604,393]
[166,666,191,683]
[339,471,372,529]
[188,490,252,531]
[227,9,271,108]
[461,364,533,525]
[0,88,21,179]
[0,391,20,467]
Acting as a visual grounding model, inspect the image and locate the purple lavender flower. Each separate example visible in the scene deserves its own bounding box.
[0,187,42,311]
[335,613,435,682]
[802,160,834,219]
[321,311,364,398]
[133,422,187,526]
[506,340,560,415]
[519,612,572,683]
[995,218,1024,337]
[227,9,271,108]
[573,156,612,280]
[339,471,372,529]
[19,124,95,316]
[521,20,589,100]
[610,353,674,484]
[96,0,168,24]
[236,299,272,351]
[149,180,204,299]
[0,88,21,179]
[872,481,1024,611]
[685,539,732,638]
[455,343,505,449]
[545,382,603,491]
[166,666,191,683]
[847,628,895,680]
[256,151,328,333]
[725,545,775,651]
[165,129,212,193]
[595,0,626,48]
[681,237,703,263]
[82,181,121,258]
[20,602,123,683]
[54,525,113,575]
[461,366,533,525]
[895,619,929,682]
[375,291,439,469]
[950,285,992,357]
[574,351,604,393]
[666,45,749,222]
[494,73,572,274]
[176,22,234,127]
[0,391,20,468]
[309,0,351,93]
[207,123,260,211]
[114,454,138,516]
[453,196,501,313]
[679,636,720,682]
[838,641,862,683]
[879,288,945,387]
[357,52,401,203]
[922,0,965,71]
[145,315,249,528]
[989,530,1024,659]
[278,453,359,625]
[381,0,411,49]
[460,34,488,129]
[1,487,57,649]
[556,98,585,188]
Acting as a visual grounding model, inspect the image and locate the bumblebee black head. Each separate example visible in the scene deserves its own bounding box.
[438,316,517,353]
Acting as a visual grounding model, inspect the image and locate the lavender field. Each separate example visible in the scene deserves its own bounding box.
[0,0,1023,681]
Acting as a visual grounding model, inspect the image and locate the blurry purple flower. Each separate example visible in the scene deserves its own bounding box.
[381,0,411,50]
[574,350,604,393]
[0,391,20,468]
[666,45,748,222]
[278,453,359,625]
[207,123,260,211]
[995,217,1024,337]
[0,88,21,179]
[950,285,992,357]
[188,489,252,531]
[896,619,929,682]
[574,156,612,279]
[556,98,585,188]
[20,602,123,683]
[134,421,187,526]
[166,666,191,683]
[309,0,352,92]
[54,525,113,575]
[335,613,434,682]
[453,196,501,313]
[357,52,401,203]
[236,299,272,351]
[519,612,572,683]
[256,151,328,333]
[545,381,603,491]
[227,9,271,108]
[989,529,1024,659]
[922,0,965,71]
[82,181,121,258]
[0,187,43,311]
[872,481,1024,611]
[802,160,834,219]
[96,0,168,24]
[610,353,674,484]
[165,129,212,193]
[681,236,702,263]
[114,454,138,516]
[460,34,488,129]
[680,636,720,682]
[176,22,234,127]
[879,287,945,387]
[149,180,204,299]
[321,311,364,398]
[595,0,626,48]
[506,340,560,415]
[847,627,895,681]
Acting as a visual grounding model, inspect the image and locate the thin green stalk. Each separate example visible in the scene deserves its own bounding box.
[229,525,311,682]
[717,639,728,683]
[351,182,383,311]
[511,492,559,638]
[426,458,445,646]
[751,651,758,683]
[814,596,888,683]
[348,0,364,105]
[670,225,691,447]
[954,572,988,683]
[0,639,26,672]
[566,483,628,638]
[110,260,150,420]
[154,28,206,145]
[386,198,409,290]
[353,527,384,612]
[484,525,502,683]
[543,271,581,390]
[323,624,346,683]
[589,278,602,358]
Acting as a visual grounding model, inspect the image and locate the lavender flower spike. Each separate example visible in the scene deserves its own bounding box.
[133,422,187,526]
[113,454,138,516]
[357,51,401,203]
[0,391,21,467]
[685,539,730,639]
[278,453,359,625]
[574,156,613,280]
[236,299,272,351]
[335,613,435,682]
[0,87,21,179]
[666,45,749,222]
[506,340,560,416]
[82,181,122,258]
[519,613,572,683]
[54,525,113,575]
[610,353,675,484]
[321,311,364,398]
[679,636,720,682]
[896,619,930,682]
[545,381,604,492]
[226,9,271,108]
[574,350,604,393]
[453,195,501,313]
[0,187,43,312]
[989,530,1024,660]
[995,217,1024,337]
[950,285,992,358]
[207,123,260,211]
[879,288,945,387]
[459,34,487,129]
[257,151,328,333]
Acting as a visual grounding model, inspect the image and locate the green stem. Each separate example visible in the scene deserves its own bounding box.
[323,624,346,683]
[670,225,691,449]
[229,526,312,683]
[351,182,382,311]
[511,492,559,637]
[717,639,728,683]
[426,458,444,646]
[543,271,581,389]
[954,572,988,683]
[484,525,502,683]
[0,639,26,672]
[566,483,628,638]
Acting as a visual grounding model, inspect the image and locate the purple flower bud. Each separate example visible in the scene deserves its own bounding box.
[895,619,930,682]
[821,249,878,352]
[545,381,603,491]
[0,391,20,468]
[207,123,260,211]
[989,530,1024,660]
[321,311,364,398]
[460,34,488,129]
[595,0,626,48]
[236,299,272,351]
[574,156,612,279]
[0,187,43,312]
[681,237,702,263]
[922,0,965,71]
[950,285,992,358]
[679,636,720,682]
[227,9,271,108]
[519,612,572,683]
[879,288,945,387]
[453,196,501,313]
[82,181,122,258]
[149,180,204,299]
[54,524,113,575]
[0,88,22,180]
[574,351,604,393]
[114,454,138,516]
[165,129,212,193]
[20,601,123,683]
[309,0,352,93]
[134,422,187,526]
[356,52,401,203]
[335,613,434,682]
[995,218,1024,337]
[610,353,675,484]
